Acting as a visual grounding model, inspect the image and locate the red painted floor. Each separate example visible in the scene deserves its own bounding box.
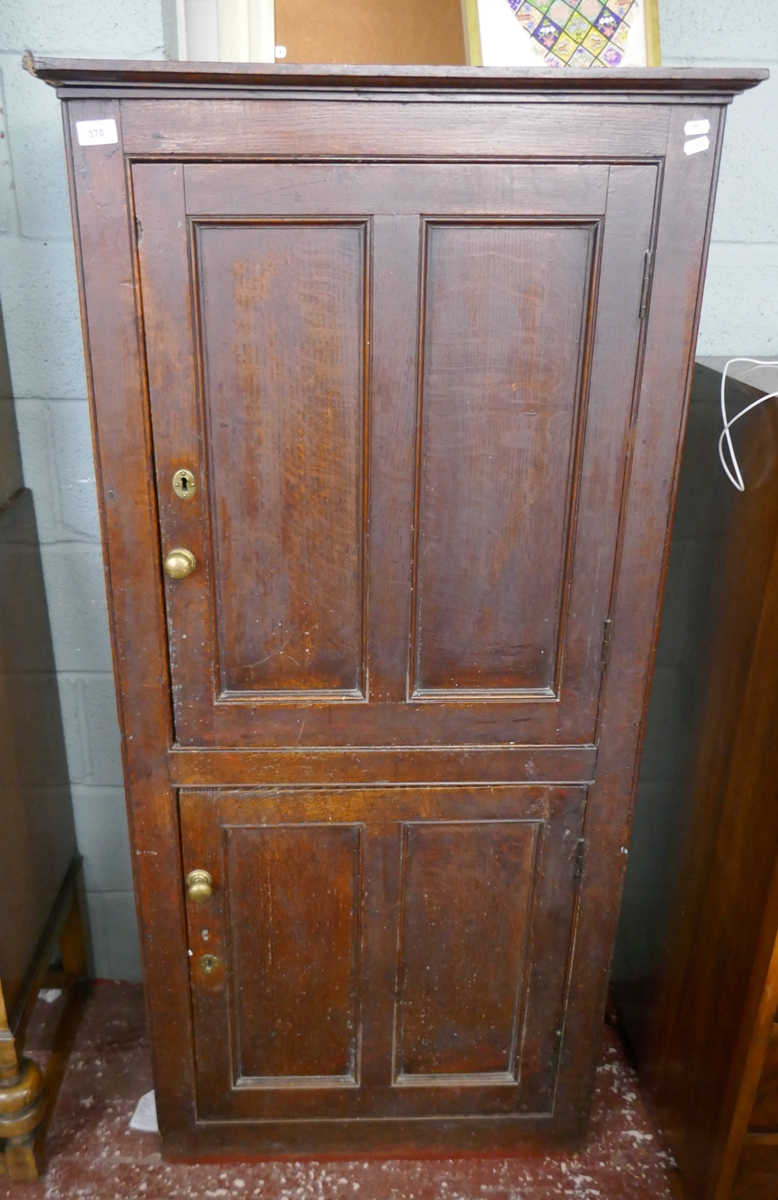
[3,985,678,1199]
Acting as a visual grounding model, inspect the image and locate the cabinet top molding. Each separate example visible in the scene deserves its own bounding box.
[24,55,767,102]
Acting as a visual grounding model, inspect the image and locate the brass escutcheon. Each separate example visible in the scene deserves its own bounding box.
[200,954,219,975]
[172,468,196,500]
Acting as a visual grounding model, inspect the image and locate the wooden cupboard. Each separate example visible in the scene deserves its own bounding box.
[30,58,764,1160]
[613,362,778,1200]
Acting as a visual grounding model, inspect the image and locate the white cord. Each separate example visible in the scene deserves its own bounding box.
[718,357,778,491]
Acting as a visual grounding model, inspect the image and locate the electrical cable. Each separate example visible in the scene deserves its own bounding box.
[718,357,778,491]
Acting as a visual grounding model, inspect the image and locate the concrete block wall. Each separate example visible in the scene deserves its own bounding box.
[0,0,774,981]
[662,0,778,355]
[0,0,175,980]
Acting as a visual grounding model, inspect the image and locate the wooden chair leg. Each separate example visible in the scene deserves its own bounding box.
[0,1016,46,1181]
[0,875,89,1181]
[4,1111,47,1183]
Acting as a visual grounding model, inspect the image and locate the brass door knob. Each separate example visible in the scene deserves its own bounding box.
[164,547,196,579]
[186,869,213,902]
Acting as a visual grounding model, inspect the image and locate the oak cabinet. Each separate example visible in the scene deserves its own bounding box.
[31,57,763,1160]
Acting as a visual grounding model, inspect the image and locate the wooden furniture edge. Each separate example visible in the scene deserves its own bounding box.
[715,709,778,1195]
[8,856,83,1044]
[22,54,767,96]
[633,364,778,1200]
[742,1132,778,1147]
[704,436,778,1200]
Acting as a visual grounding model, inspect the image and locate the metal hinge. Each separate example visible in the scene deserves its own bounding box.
[600,617,613,671]
[639,249,654,319]
[574,839,586,881]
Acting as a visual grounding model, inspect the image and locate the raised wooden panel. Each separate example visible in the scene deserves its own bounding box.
[196,221,368,697]
[413,221,594,697]
[225,823,362,1085]
[395,820,538,1081]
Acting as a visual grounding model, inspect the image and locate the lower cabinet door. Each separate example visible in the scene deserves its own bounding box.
[179,785,586,1123]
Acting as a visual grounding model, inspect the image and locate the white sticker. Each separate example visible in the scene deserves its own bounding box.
[684,135,710,156]
[76,118,118,147]
[274,44,287,57]
[129,1089,158,1133]
[684,118,710,137]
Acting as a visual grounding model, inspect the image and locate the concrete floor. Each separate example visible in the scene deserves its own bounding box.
[1,985,678,1199]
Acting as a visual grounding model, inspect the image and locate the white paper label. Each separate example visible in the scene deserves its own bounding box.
[684,135,710,156]
[129,1090,158,1133]
[76,118,118,147]
[684,118,711,137]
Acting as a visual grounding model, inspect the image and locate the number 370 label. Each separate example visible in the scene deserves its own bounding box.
[76,118,119,147]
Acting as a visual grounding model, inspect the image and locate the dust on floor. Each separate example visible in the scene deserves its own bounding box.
[1,984,677,1200]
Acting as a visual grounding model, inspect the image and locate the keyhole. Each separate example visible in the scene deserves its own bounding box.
[172,468,196,500]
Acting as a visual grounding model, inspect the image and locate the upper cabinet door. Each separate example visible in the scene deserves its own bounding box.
[134,160,657,748]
